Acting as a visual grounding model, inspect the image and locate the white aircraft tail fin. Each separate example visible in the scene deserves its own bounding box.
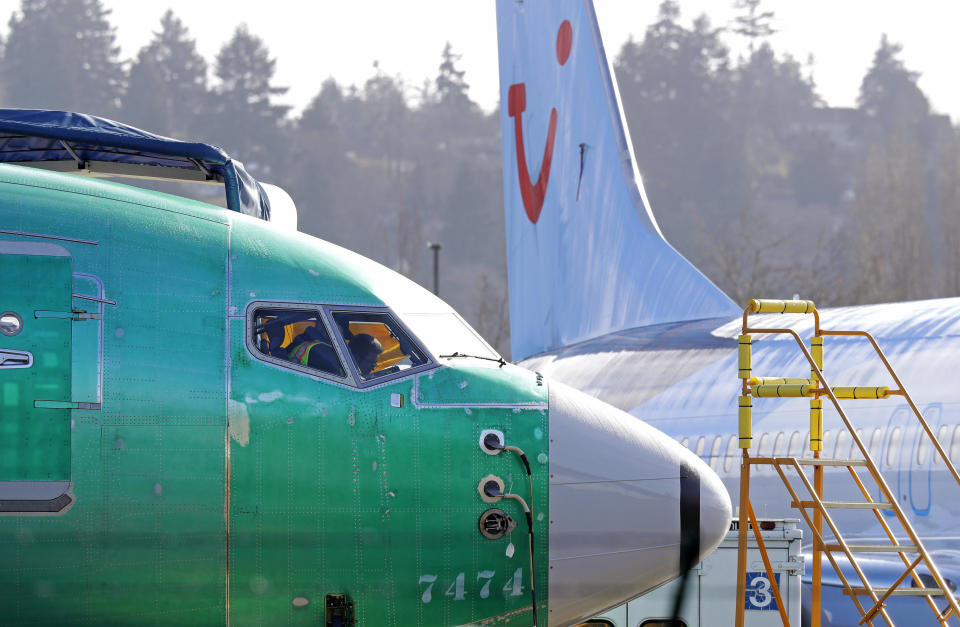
[496,0,738,360]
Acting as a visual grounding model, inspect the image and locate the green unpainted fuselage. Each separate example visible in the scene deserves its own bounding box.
[0,164,549,625]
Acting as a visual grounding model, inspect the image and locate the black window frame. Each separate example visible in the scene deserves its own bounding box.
[245,301,353,385]
[323,304,436,388]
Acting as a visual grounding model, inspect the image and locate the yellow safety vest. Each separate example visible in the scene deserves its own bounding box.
[288,340,332,366]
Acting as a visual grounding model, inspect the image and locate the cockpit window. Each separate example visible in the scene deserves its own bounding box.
[331,310,428,382]
[252,308,346,378]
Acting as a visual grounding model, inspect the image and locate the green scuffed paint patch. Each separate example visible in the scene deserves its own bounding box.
[228,399,250,447]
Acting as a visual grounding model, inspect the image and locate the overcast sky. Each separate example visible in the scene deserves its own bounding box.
[4,2,960,121]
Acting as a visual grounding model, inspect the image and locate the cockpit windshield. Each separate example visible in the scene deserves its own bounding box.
[252,308,346,378]
[331,311,429,381]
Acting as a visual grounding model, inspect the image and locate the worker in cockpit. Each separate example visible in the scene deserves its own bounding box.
[287,325,345,377]
[348,333,383,378]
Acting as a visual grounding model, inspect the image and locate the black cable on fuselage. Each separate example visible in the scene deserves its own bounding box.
[481,436,538,625]
[504,445,537,626]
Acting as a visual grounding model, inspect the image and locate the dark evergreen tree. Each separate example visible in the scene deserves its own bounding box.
[2,0,124,113]
[287,69,413,268]
[435,42,471,110]
[124,10,208,138]
[937,129,960,295]
[733,43,820,195]
[700,41,825,305]
[349,66,410,159]
[300,78,346,134]
[737,44,816,123]
[285,78,355,244]
[614,2,740,256]
[423,42,486,139]
[849,36,938,302]
[731,0,775,53]
[731,48,842,208]
[788,130,846,207]
[208,24,290,173]
[858,35,930,137]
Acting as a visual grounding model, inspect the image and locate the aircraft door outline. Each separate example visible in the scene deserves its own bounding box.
[880,406,910,517]
[909,403,940,516]
[0,240,75,513]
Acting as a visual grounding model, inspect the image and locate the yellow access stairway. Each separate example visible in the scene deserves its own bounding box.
[733,299,960,627]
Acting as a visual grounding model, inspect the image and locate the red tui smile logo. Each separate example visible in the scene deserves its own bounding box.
[509,20,572,225]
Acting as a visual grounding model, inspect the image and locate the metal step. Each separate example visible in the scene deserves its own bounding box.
[792,500,893,510]
[843,587,945,597]
[824,544,918,553]
[796,458,868,467]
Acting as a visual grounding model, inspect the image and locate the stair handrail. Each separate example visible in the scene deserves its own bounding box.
[818,327,960,489]
[736,300,960,625]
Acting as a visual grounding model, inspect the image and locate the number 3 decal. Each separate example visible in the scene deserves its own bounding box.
[744,572,779,611]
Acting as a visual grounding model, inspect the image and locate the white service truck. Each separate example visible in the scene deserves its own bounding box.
[585,519,803,627]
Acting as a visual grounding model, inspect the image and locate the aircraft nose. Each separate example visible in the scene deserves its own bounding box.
[547,381,731,625]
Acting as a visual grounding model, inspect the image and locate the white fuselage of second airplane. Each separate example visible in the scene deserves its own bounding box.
[522,297,960,553]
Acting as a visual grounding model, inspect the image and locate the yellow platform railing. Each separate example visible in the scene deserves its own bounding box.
[734,299,960,627]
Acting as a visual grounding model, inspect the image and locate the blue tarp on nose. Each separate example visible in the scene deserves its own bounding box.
[0,108,268,220]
